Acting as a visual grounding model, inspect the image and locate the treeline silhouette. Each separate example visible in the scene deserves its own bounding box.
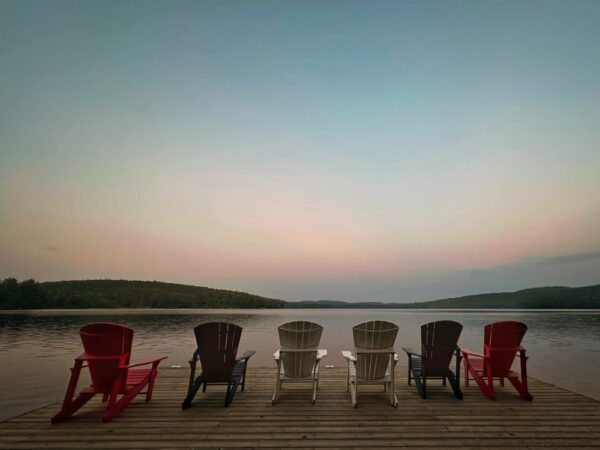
[287,285,600,309]
[1,278,599,310]
[0,279,285,309]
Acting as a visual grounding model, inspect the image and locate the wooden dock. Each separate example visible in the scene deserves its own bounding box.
[2,367,600,449]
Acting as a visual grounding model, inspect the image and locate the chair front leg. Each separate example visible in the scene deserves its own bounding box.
[272,358,282,405]
[51,361,96,423]
[182,354,202,409]
[241,358,249,392]
[145,360,161,401]
[389,358,398,407]
[455,348,462,384]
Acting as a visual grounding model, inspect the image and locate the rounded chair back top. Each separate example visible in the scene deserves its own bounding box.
[352,321,398,380]
[194,322,242,382]
[483,321,528,376]
[278,321,323,378]
[79,322,133,392]
[278,321,323,349]
[420,320,463,376]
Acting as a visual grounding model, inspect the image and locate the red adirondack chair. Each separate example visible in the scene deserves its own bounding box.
[51,323,167,423]
[461,321,533,400]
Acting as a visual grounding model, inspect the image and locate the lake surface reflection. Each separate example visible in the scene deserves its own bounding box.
[1,308,599,420]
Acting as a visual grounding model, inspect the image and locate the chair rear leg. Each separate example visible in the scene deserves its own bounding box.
[181,375,204,409]
[51,392,95,423]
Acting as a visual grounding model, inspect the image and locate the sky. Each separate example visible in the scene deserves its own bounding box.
[1,0,599,302]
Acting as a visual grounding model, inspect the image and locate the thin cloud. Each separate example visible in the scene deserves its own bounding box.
[525,251,600,267]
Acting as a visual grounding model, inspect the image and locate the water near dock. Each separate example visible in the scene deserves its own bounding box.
[1,309,600,421]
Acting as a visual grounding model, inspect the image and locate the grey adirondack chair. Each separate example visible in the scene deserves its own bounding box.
[181,322,255,408]
[402,320,463,399]
[272,321,326,404]
[341,320,399,407]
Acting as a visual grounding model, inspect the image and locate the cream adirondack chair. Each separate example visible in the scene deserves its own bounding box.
[341,320,399,407]
[272,321,326,404]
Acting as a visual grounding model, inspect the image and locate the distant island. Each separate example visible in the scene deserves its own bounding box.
[1,278,599,310]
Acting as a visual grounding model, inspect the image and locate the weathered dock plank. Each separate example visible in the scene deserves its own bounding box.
[1,367,599,449]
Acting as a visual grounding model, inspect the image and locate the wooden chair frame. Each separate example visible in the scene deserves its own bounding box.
[462,321,533,401]
[51,323,167,423]
[181,322,255,408]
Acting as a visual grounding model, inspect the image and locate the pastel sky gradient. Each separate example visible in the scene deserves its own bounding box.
[1,0,599,301]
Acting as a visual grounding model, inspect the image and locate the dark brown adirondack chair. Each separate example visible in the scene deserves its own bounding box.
[402,320,463,399]
[181,322,255,408]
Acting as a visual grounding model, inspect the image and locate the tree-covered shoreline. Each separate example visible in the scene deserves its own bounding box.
[1,278,599,310]
[0,279,285,309]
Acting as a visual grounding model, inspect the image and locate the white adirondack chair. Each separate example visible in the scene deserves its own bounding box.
[272,321,326,404]
[341,320,399,407]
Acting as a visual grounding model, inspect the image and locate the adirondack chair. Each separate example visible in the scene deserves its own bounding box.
[341,320,399,407]
[462,321,533,400]
[402,320,463,399]
[182,322,255,408]
[272,321,327,404]
[51,323,167,423]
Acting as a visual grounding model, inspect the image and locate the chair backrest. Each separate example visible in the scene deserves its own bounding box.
[278,321,323,378]
[353,321,398,380]
[194,322,242,382]
[483,321,528,376]
[421,320,463,377]
[79,323,133,393]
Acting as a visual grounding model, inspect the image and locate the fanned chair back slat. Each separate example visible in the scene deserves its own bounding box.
[194,322,242,382]
[421,320,463,377]
[278,321,323,378]
[80,323,133,392]
[353,321,398,380]
[484,321,527,376]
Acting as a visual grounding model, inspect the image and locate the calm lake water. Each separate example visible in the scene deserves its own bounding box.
[1,308,599,420]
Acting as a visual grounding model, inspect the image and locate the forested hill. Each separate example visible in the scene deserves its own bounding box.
[0,279,285,309]
[1,278,599,309]
[399,285,600,309]
[288,285,600,309]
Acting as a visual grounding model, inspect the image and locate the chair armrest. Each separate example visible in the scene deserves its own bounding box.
[122,355,168,369]
[316,349,327,360]
[402,347,422,358]
[341,350,356,362]
[236,350,256,361]
[461,348,485,358]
